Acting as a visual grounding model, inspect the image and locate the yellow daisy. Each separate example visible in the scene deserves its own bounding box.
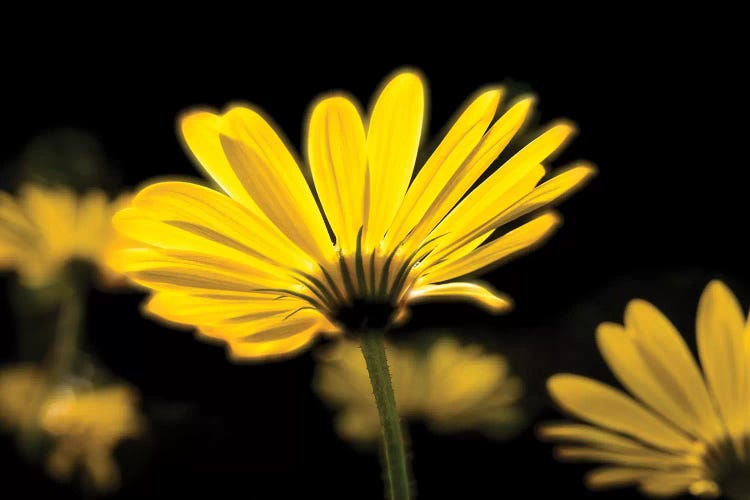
[0,364,142,493]
[111,68,595,360]
[41,385,143,493]
[0,364,46,430]
[315,337,523,442]
[540,280,750,498]
[0,185,131,288]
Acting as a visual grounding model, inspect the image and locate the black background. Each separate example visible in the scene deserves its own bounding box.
[1,21,747,499]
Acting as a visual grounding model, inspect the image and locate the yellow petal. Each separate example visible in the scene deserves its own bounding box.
[423,211,561,284]
[547,374,695,452]
[480,162,596,238]
[219,318,324,361]
[219,106,334,263]
[639,474,696,497]
[110,248,293,293]
[596,322,716,442]
[538,422,653,453]
[696,280,747,453]
[554,446,697,469]
[397,97,536,254]
[624,300,724,442]
[145,292,309,327]
[179,110,268,217]
[406,281,512,313]
[428,163,547,262]
[585,467,658,491]
[306,95,367,254]
[385,88,503,248]
[364,70,425,251]
[126,181,314,272]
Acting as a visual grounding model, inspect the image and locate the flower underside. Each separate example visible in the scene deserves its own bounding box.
[111,69,595,359]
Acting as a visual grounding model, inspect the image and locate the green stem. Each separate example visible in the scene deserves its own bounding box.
[359,331,411,500]
[46,278,85,383]
[19,273,85,457]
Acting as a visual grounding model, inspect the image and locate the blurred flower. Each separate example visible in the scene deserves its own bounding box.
[41,385,143,493]
[540,280,750,498]
[111,68,594,360]
[0,364,143,493]
[0,364,46,430]
[0,184,131,288]
[314,338,523,442]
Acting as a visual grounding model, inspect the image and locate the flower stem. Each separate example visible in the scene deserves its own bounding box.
[359,331,411,500]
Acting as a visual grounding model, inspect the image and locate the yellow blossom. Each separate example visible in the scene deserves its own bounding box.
[0,185,131,287]
[110,69,594,360]
[540,280,750,498]
[315,337,523,442]
[0,364,142,493]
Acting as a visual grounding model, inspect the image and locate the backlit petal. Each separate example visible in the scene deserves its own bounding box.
[406,281,512,313]
[307,96,367,254]
[364,71,424,251]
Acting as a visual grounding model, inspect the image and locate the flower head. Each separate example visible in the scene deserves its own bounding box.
[314,337,523,442]
[0,185,131,287]
[41,385,143,493]
[112,69,594,360]
[0,364,143,492]
[540,280,750,498]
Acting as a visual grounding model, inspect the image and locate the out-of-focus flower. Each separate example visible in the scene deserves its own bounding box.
[314,338,523,442]
[0,364,46,430]
[540,280,750,498]
[110,68,595,361]
[0,185,131,288]
[41,385,143,493]
[0,364,142,493]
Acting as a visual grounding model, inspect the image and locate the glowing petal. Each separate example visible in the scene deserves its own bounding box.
[364,71,424,251]
[307,96,367,254]
[406,281,512,313]
[386,88,503,247]
[424,211,561,284]
[219,106,334,263]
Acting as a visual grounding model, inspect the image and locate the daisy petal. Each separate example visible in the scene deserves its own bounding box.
[554,446,696,469]
[596,321,718,441]
[364,71,425,251]
[145,292,308,327]
[179,110,267,217]
[399,98,537,253]
[307,95,367,254]
[125,181,314,272]
[547,374,695,452]
[696,280,747,452]
[624,300,724,441]
[219,106,334,263]
[538,422,653,453]
[386,88,503,248]
[423,211,561,284]
[220,318,324,361]
[585,467,660,491]
[406,281,512,313]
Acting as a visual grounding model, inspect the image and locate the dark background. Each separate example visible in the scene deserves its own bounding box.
[1,23,746,499]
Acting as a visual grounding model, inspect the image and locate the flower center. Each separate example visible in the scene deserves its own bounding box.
[697,436,750,499]
[333,299,396,332]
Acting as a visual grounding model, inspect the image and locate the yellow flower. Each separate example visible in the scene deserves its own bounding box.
[41,385,143,493]
[111,69,595,360]
[540,280,750,498]
[0,364,46,430]
[0,185,131,287]
[314,337,523,442]
[0,364,143,493]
